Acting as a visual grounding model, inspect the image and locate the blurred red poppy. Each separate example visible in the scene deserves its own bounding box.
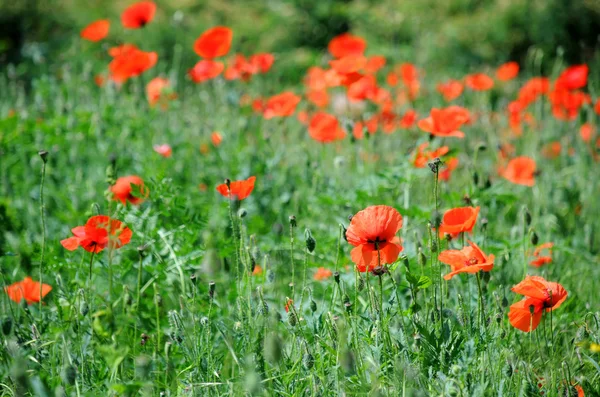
[418,106,469,138]
[111,176,148,205]
[314,267,333,281]
[496,62,519,81]
[399,109,417,129]
[328,33,366,58]
[81,20,110,42]
[188,60,224,83]
[555,64,588,91]
[121,1,156,29]
[216,176,256,200]
[439,157,459,181]
[412,142,449,168]
[465,73,494,91]
[346,205,403,272]
[211,132,223,146]
[499,156,536,186]
[194,26,233,59]
[308,112,346,143]
[530,242,553,267]
[5,277,52,305]
[437,80,463,102]
[146,77,176,107]
[580,123,594,142]
[109,45,157,83]
[153,144,172,158]
[262,92,301,119]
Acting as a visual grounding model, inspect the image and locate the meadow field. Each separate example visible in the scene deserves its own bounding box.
[1,1,600,396]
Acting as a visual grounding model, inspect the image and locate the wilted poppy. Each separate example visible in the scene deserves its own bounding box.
[555,64,588,91]
[496,62,519,81]
[153,144,172,158]
[499,156,536,186]
[80,20,110,42]
[314,267,333,281]
[465,73,494,91]
[418,106,470,138]
[194,26,233,59]
[211,132,222,146]
[437,80,463,102]
[188,60,224,83]
[346,205,403,272]
[146,77,175,107]
[438,240,494,280]
[328,33,366,59]
[61,215,132,253]
[308,112,346,143]
[111,176,148,205]
[262,91,301,119]
[508,276,567,332]
[121,1,156,29]
[438,206,480,237]
[216,176,256,201]
[530,242,553,267]
[5,277,52,304]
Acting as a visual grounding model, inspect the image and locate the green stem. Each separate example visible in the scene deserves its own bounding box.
[476,272,485,328]
[39,155,47,309]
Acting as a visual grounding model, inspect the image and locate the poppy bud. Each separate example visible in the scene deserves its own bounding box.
[302,352,314,370]
[342,224,348,242]
[267,269,275,283]
[504,362,513,377]
[531,231,539,245]
[431,241,438,254]
[310,299,317,313]
[209,281,216,299]
[155,293,163,307]
[289,215,297,228]
[525,209,532,226]
[501,295,509,308]
[224,178,231,188]
[61,365,77,386]
[238,208,247,218]
[334,271,340,284]
[190,273,198,285]
[38,150,48,163]
[481,218,488,231]
[484,176,492,189]
[288,312,297,327]
[418,248,427,267]
[1,316,12,336]
[258,300,269,316]
[304,229,316,253]
[123,287,133,307]
[79,300,89,317]
[472,171,479,186]
[137,245,147,256]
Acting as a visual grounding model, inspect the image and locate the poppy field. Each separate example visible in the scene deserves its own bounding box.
[2,2,600,396]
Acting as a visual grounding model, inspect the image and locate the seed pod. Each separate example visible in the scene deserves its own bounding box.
[38,150,49,163]
[418,248,427,267]
[305,229,316,253]
[267,269,275,283]
[472,171,479,186]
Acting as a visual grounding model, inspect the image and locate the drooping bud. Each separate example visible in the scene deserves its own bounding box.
[238,208,247,218]
[209,281,216,299]
[310,299,317,313]
[289,215,297,228]
[333,272,340,284]
[38,150,48,163]
[524,209,532,226]
[531,231,539,246]
[304,229,316,253]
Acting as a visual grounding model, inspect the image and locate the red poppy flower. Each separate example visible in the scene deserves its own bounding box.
[517,77,549,107]
[328,33,366,59]
[330,55,367,75]
[364,55,386,74]
[314,267,333,281]
[346,205,403,272]
[555,64,588,91]
[308,112,346,143]
[249,53,275,73]
[465,73,494,91]
[194,26,233,59]
[61,215,133,253]
[5,277,52,304]
[508,276,567,332]
[262,91,301,119]
[549,89,590,121]
[307,89,329,108]
[438,240,494,280]
[499,156,536,186]
[284,298,294,313]
[438,206,480,237]
[216,176,256,201]
[80,20,110,42]
[439,157,459,181]
[418,106,470,138]
[153,144,172,158]
[188,60,224,83]
[146,77,175,107]
[111,176,148,205]
[399,109,417,129]
[121,1,156,29]
[541,141,562,159]
[412,142,449,168]
[530,242,553,268]
[496,62,519,81]
[109,45,158,83]
[580,123,594,142]
[347,75,378,102]
[437,80,464,102]
[211,132,222,146]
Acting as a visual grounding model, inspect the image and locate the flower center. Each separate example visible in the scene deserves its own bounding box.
[464,257,479,266]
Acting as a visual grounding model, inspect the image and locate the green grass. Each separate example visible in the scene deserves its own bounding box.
[1,12,600,397]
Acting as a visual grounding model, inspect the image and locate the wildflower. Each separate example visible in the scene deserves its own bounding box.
[465,73,494,91]
[328,33,366,58]
[508,276,567,332]
[517,77,549,107]
[439,157,459,181]
[121,1,156,29]
[412,142,449,168]
[216,176,256,201]
[418,106,470,138]
[61,215,132,253]
[284,298,294,313]
[496,62,519,81]
[530,242,553,267]
[252,265,263,276]
[211,132,223,146]
[580,123,594,143]
[193,26,233,59]
[188,60,224,83]
[5,277,52,304]
[153,144,172,158]
[541,141,562,159]
[109,45,157,83]
[555,64,588,91]
[364,55,386,74]
[437,80,464,101]
[249,53,275,73]
[438,240,494,280]
[399,109,417,129]
[308,112,346,143]
[146,77,176,107]
[346,205,403,272]
[549,89,590,121]
[314,267,333,281]
[111,176,148,205]
[262,92,301,119]
[438,206,480,237]
[80,20,110,42]
[499,156,536,186]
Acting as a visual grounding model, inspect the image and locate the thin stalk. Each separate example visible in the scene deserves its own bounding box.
[39,152,48,311]
[476,272,485,328]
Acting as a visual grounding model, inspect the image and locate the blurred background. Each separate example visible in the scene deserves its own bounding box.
[2,0,600,82]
